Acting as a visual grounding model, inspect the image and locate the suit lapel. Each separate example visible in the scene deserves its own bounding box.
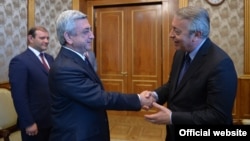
[83,60,100,82]
[80,59,104,89]
[84,58,97,74]
[174,52,185,89]
[174,38,211,94]
[61,48,104,88]
[26,49,49,74]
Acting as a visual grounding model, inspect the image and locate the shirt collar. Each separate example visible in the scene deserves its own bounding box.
[62,46,86,61]
[28,46,42,57]
[189,38,207,60]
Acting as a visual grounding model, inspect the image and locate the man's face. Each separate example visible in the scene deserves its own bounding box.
[28,30,49,52]
[69,19,95,54]
[169,16,195,52]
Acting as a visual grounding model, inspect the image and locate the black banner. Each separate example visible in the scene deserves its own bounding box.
[174,125,250,140]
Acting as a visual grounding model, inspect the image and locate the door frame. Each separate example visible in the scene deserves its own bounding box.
[86,0,180,83]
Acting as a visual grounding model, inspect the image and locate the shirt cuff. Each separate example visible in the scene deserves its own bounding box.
[137,94,141,102]
[170,112,173,124]
[151,91,159,101]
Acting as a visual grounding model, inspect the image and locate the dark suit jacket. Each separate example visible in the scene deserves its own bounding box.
[9,48,54,129]
[155,38,237,140]
[48,47,141,141]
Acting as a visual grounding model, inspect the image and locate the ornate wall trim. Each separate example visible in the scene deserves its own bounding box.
[244,0,250,75]
[72,0,79,10]
[28,0,35,29]
[179,0,188,8]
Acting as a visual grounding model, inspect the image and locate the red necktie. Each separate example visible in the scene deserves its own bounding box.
[40,53,50,71]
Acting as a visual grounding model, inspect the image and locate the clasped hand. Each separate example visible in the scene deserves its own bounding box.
[138,91,172,125]
[138,90,156,110]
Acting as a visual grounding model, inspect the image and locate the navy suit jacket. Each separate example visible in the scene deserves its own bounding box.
[155,38,237,140]
[9,48,54,129]
[48,47,141,141]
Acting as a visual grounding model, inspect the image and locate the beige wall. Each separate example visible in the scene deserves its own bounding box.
[0,0,72,83]
[0,0,28,83]
[0,0,246,82]
[188,0,244,76]
[34,0,72,57]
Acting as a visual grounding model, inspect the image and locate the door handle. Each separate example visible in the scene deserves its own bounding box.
[121,72,127,75]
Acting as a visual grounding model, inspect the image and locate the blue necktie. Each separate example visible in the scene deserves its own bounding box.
[85,57,90,66]
[177,53,191,85]
[84,54,91,66]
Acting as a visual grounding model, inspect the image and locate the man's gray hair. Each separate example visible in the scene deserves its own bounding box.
[56,10,87,45]
[176,6,210,38]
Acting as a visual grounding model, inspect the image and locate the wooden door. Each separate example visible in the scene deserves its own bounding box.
[95,4,162,115]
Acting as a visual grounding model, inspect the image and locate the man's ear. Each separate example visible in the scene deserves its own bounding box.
[27,35,33,43]
[194,31,202,37]
[64,32,72,44]
[192,31,202,42]
[28,35,33,41]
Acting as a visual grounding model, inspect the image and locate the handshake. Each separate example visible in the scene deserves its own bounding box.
[138,90,158,110]
[139,91,172,125]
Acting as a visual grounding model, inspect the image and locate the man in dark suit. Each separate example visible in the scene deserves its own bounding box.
[9,26,54,141]
[48,10,155,141]
[144,6,238,141]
